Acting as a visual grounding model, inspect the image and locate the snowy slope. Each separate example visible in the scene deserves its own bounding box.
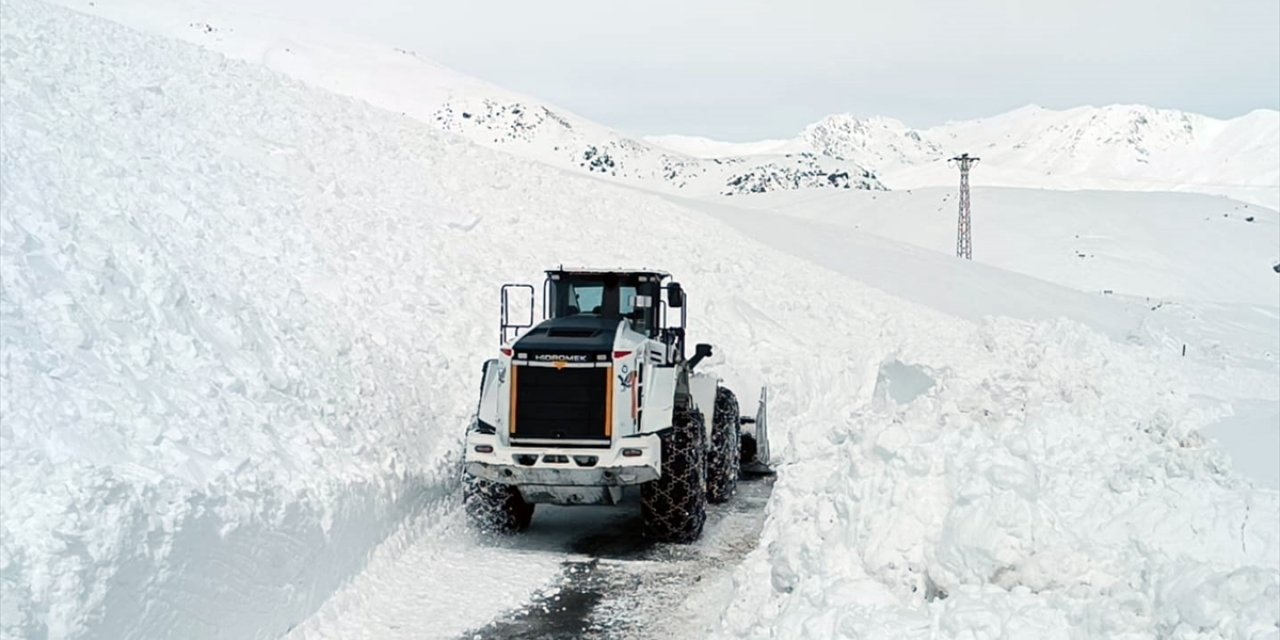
[703,185,1280,488]
[40,0,884,199]
[719,187,1280,308]
[643,134,805,159]
[686,193,1280,473]
[657,106,1280,209]
[2,1,1277,639]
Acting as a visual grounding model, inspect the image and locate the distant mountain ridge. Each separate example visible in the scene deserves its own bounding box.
[653,105,1280,208]
[42,0,883,198]
[41,0,1279,207]
[429,95,884,196]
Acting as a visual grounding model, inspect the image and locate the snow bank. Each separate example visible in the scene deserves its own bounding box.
[714,315,1278,638]
[0,1,491,636]
[695,178,1279,639]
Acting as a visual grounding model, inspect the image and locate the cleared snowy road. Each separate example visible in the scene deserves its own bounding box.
[289,476,774,639]
[466,475,775,639]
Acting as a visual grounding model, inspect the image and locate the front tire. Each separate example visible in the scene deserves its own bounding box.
[707,387,741,503]
[641,408,707,543]
[464,472,534,534]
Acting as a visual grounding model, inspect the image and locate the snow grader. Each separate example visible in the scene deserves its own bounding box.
[462,268,769,543]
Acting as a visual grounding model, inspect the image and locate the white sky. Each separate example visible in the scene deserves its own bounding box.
[266,0,1276,140]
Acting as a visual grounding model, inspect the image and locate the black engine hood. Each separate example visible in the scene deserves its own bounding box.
[513,316,621,355]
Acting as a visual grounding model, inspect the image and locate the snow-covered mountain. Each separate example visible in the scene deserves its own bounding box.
[40,0,883,198]
[41,0,1280,207]
[656,105,1280,208]
[888,106,1279,207]
[428,97,882,195]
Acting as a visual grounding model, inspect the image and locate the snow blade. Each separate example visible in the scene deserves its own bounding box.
[740,386,773,476]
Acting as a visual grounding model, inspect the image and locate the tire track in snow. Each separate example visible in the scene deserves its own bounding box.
[463,475,775,640]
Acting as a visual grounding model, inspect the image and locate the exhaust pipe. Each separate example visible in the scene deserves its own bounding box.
[687,343,713,370]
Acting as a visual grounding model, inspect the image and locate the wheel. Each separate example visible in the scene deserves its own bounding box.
[464,472,534,534]
[740,432,757,468]
[641,408,707,543]
[707,387,740,503]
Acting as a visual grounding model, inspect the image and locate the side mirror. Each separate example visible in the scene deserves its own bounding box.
[668,282,685,308]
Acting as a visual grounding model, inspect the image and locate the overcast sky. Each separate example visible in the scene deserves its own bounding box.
[276,0,1276,140]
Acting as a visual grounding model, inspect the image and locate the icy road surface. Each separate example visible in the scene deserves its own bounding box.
[289,476,774,639]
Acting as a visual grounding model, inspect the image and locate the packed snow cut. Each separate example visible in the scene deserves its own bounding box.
[463,268,771,542]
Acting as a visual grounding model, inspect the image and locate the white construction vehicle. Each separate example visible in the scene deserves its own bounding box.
[463,268,769,543]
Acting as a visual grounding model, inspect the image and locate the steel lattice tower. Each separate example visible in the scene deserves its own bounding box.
[949,153,980,260]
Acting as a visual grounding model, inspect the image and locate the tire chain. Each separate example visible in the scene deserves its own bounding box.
[707,387,741,503]
[641,409,707,542]
[464,473,534,533]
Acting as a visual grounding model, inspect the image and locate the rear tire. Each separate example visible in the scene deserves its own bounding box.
[707,387,740,503]
[641,408,707,543]
[464,473,534,534]
[740,432,757,468]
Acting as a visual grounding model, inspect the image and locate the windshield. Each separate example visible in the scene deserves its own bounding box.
[566,283,603,315]
[548,276,659,335]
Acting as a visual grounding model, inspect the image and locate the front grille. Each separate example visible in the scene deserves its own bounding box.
[512,365,610,443]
